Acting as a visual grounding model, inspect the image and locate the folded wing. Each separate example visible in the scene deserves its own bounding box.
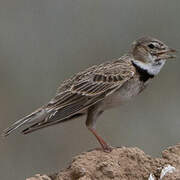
[3,56,135,135]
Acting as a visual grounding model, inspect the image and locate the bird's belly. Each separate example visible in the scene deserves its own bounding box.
[102,79,145,110]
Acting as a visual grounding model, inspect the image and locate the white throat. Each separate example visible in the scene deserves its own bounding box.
[132,59,166,75]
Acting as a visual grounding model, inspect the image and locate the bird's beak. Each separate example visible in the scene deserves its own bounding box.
[168,48,177,53]
[166,48,177,60]
[157,48,177,60]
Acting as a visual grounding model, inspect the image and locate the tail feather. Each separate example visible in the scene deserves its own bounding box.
[2,108,47,137]
[22,113,84,134]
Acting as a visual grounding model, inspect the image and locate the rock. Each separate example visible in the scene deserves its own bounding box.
[27,144,180,180]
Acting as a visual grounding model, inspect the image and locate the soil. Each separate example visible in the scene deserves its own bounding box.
[27,144,180,180]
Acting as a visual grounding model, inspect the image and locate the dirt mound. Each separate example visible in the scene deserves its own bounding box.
[27,144,180,180]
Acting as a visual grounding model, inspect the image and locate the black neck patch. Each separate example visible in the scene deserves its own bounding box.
[132,61,154,82]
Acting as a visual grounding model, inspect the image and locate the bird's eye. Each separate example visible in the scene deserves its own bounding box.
[148,43,155,49]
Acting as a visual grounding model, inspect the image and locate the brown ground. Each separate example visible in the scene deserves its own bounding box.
[27,144,180,180]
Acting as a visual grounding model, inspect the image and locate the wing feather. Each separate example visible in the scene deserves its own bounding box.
[46,56,135,121]
[22,55,136,133]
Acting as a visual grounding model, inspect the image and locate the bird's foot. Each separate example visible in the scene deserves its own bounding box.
[102,144,113,153]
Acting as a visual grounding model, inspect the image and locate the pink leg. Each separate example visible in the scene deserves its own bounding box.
[88,127,112,152]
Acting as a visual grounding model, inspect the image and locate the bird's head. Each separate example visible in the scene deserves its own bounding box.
[131,36,176,75]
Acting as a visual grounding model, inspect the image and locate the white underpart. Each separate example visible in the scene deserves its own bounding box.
[132,59,166,76]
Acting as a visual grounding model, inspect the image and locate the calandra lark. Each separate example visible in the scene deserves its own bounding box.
[2,36,176,152]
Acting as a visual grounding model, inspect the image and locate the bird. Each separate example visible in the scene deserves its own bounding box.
[2,36,176,152]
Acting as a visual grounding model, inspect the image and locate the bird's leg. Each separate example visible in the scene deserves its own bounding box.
[86,105,112,152]
[88,127,112,152]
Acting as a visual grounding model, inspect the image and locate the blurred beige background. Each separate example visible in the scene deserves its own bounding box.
[0,0,180,179]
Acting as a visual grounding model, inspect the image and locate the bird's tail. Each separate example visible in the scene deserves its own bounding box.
[1,108,47,137]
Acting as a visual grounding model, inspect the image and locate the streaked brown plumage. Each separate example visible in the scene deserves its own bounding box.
[2,36,176,152]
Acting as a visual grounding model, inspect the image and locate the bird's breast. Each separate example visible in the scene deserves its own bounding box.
[102,77,147,110]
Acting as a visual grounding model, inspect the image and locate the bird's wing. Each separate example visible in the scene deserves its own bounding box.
[22,56,135,134]
[47,56,135,111]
